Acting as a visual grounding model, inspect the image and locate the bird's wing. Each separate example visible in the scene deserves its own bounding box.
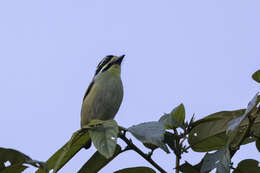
[83,80,94,101]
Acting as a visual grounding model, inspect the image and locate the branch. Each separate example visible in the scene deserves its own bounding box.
[118,131,167,173]
[175,155,180,173]
[174,129,180,173]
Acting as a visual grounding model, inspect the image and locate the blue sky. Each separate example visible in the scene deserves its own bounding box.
[0,0,259,172]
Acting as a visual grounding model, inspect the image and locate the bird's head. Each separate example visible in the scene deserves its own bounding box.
[94,55,125,76]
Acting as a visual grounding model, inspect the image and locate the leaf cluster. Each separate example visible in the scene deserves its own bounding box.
[1,69,260,173]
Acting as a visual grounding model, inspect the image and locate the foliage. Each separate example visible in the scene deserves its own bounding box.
[114,166,156,173]
[89,120,119,159]
[128,121,169,153]
[233,159,260,173]
[1,69,259,173]
[200,146,230,173]
[252,70,260,83]
[0,147,47,173]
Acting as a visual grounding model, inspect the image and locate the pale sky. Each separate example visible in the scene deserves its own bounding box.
[0,0,259,172]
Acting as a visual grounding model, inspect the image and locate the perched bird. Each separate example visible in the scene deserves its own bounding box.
[81,55,124,140]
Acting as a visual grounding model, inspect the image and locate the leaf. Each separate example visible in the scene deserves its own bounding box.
[227,93,259,132]
[188,109,260,152]
[159,113,181,129]
[114,167,156,173]
[179,161,203,173]
[233,159,260,173]
[0,147,46,173]
[201,146,230,173]
[256,139,260,152]
[0,165,27,173]
[252,70,260,83]
[158,104,185,129]
[35,129,90,173]
[78,145,121,173]
[226,93,259,149]
[89,120,119,159]
[128,121,169,153]
[171,103,185,124]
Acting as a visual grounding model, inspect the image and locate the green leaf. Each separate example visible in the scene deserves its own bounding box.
[226,93,259,149]
[188,109,260,152]
[171,103,185,124]
[0,147,46,173]
[78,145,122,173]
[35,129,90,173]
[159,113,181,129]
[252,70,260,83]
[233,159,260,173]
[201,146,230,173]
[128,121,169,153]
[179,161,203,173]
[256,139,260,152]
[158,104,185,129]
[227,93,259,132]
[89,120,119,159]
[114,167,156,173]
[0,165,27,173]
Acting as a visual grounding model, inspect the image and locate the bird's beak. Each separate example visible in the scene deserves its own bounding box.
[115,55,125,65]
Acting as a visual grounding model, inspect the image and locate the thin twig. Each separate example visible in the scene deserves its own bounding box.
[183,145,191,152]
[118,131,167,173]
[175,155,180,173]
[173,129,180,173]
[179,135,187,146]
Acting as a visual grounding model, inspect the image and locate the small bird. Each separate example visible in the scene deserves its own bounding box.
[81,55,124,134]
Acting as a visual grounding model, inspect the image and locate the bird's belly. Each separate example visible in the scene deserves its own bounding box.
[81,77,123,127]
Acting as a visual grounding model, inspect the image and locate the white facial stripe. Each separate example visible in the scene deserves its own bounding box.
[95,56,117,76]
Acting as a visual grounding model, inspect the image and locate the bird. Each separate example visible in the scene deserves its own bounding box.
[80,55,124,148]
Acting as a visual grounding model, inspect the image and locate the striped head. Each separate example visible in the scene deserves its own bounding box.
[94,55,125,77]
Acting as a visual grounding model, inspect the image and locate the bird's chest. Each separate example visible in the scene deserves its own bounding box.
[95,76,123,103]
[89,75,123,119]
